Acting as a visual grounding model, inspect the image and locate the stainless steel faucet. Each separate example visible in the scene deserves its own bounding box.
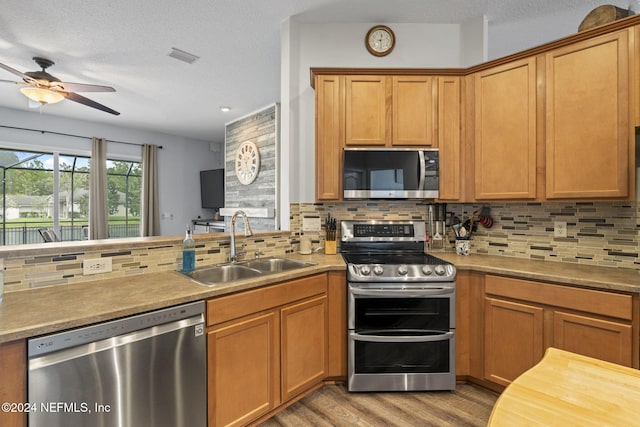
[230,210,253,262]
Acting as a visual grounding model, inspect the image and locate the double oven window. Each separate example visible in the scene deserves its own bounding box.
[354,297,451,334]
[348,284,456,389]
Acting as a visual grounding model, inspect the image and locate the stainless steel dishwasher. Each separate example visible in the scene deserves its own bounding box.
[28,301,206,427]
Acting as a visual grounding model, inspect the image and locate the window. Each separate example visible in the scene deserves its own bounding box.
[0,148,141,245]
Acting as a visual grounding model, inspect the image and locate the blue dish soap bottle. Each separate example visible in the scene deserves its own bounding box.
[182,226,196,272]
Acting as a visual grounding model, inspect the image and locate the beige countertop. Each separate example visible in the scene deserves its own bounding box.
[1,252,638,345]
[0,253,346,344]
[436,252,640,294]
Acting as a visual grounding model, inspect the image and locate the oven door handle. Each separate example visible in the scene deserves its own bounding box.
[350,331,454,343]
[350,287,454,298]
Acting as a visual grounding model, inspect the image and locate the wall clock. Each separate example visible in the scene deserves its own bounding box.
[365,25,395,57]
[235,141,260,185]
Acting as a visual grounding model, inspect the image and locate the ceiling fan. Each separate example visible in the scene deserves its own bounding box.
[0,57,120,115]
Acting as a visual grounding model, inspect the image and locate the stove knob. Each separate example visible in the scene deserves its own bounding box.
[397,265,408,276]
[434,265,446,276]
[359,265,371,276]
[373,265,384,276]
[421,265,433,275]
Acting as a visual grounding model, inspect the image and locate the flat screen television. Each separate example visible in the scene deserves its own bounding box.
[200,169,225,209]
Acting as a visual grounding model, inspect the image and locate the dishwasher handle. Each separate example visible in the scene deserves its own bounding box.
[28,301,205,357]
[29,314,204,369]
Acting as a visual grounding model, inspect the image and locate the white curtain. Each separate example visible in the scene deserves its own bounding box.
[141,144,160,236]
[89,137,109,239]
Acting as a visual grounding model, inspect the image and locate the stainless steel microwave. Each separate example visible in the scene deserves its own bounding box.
[343,148,439,199]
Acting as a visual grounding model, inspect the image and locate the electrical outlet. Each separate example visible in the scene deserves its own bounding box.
[554,221,567,238]
[83,257,112,275]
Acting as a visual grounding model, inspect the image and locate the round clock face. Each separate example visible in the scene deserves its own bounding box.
[366,25,395,56]
[235,141,260,185]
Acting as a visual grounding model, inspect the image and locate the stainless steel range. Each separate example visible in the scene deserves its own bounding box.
[341,220,456,392]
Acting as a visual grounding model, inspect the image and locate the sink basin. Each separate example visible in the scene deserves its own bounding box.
[181,257,316,286]
[241,257,316,273]
[183,264,262,284]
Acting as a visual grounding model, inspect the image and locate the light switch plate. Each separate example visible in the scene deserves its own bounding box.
[302,217,321,231]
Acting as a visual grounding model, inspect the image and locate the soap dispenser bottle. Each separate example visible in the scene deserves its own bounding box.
[182,226,196,272]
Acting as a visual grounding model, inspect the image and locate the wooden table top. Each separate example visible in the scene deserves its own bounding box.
[488,347,640,426]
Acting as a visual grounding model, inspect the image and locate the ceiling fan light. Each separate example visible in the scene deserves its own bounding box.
[20,87,64,105]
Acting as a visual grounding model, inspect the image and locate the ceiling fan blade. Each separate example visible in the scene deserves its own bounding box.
[0,79,25,85]
[63,92,120,116]
[53,81,116,93]
[0,62,29,79]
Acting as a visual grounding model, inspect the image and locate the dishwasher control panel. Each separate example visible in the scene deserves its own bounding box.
[28,301,205,357]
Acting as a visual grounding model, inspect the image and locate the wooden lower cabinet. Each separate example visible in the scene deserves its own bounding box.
[484,297,544,387]
[482,274,636,388]
[0,340,27,427]
[208,312,279,427]
[455,270,484,379]
[206,273,331,427]
[281,296,328,401]
[553,310,633,367]
[326,271,347,379]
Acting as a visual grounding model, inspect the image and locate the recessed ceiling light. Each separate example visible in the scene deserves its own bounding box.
[220,106,231,112]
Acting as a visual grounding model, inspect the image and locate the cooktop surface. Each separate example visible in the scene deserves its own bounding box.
[342,252,450,266]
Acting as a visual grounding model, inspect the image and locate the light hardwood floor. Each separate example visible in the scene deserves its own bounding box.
[260,384,498,426]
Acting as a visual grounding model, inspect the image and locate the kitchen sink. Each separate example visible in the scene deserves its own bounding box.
[241,257,316,273]
[183,264,262,284]
[181,257,316,286]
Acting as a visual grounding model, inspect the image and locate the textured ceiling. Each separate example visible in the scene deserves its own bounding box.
[0,0,632,142]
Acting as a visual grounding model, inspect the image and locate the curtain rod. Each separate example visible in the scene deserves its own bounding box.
[0,125,163,149]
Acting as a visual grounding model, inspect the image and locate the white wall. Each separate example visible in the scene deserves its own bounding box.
[487,1,632,60]
[0,107,222,236]
[461,15,489,66]
[280,20,487,224]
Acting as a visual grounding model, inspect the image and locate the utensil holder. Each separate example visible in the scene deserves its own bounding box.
[455,239,471,256]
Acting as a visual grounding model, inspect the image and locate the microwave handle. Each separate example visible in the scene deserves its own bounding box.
[418,150,426,191]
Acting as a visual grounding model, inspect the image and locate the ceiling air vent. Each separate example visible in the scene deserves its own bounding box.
[168,47,200,64]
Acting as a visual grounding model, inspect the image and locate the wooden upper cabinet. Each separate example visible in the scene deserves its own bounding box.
[474,58,538,200]
[345,75,389,146]
[344,75,437,147]
[437,76,462,200]
[392,76,436,146]
[545,30,631,199]
[315,75,343,201]
[635,25,640,126]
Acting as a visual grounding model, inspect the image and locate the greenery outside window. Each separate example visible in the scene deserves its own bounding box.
[0,148,141,245]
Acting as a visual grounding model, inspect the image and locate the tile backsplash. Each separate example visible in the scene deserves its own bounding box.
[292,201,639,270]
[3,233,293,292]
[459,202,639,269]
